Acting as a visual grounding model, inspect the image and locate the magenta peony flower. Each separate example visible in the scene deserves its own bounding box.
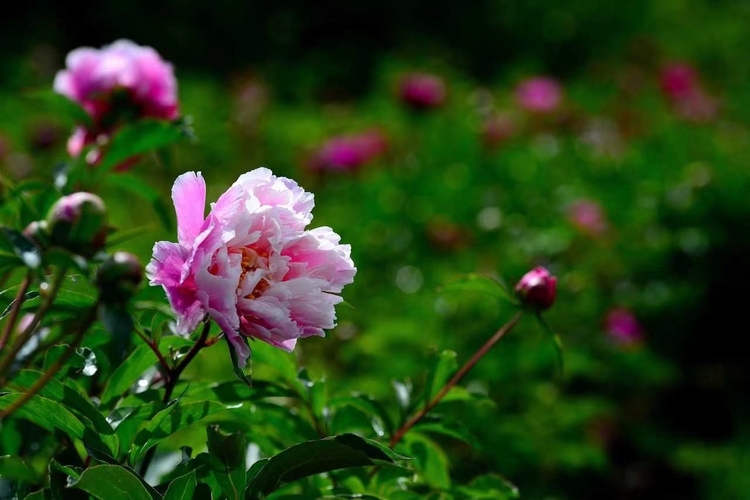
[515,266,557,310]
[568,199,607,236]
[605,308,643,346]
[514,77,563,113]
[308,130,387,171]
[54,39,178,124]
[147,168,356,367]
[659,62,719,123]
[399,73,446,109]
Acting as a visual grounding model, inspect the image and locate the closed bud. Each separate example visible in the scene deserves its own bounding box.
[47,192,107,256]
[95,251,143,303]
[515,266,557,311]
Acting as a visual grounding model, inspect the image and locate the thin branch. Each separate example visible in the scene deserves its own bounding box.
[388,311,524,449]
[0,272,32,352]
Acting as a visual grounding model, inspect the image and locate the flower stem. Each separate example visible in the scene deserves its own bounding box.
[138,319,211,476]
[0,304,98,420]
[0,272,32,352]
[0,269,67,381]
[388,311,523,449]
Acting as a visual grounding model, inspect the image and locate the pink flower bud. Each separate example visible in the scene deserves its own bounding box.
[47,192,107,255]
[23,220,48,247]
[308,130,387,171]
[96,251,143,303]
[515,266,557,310]
[660,62,698,100]
[514,77,563,113]
[399,73,446,110]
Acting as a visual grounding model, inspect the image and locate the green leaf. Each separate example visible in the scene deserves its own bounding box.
[98,120,187,173]
[49,459,86,500]
[23,490,53,500]
[0,227,41,269]
[245,433,405,499]
[329,394,394,438]
[101,303,135,363]
[22,89,92,126]
[414,417,481,449]
[535,313,564,378]
[162,472,198,500]
[67,465,160,500]
[8,371,117,455]
[454,473,520,499]
[1,290,39,320]
[206,426,246,500]
[0,455,39,482]
[100,343,159,407]
[0,393,86,441]
[424,350,457,404]
[225,335,252,386]
[130,400,226,463]
[439,274,516,305]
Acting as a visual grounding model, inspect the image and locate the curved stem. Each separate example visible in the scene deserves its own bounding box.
[134,327,172,377]
[138,319,211,476]
[0,272,32,352]
[0,304,98,419]
[0,269,67,381]
[388,311,524,449]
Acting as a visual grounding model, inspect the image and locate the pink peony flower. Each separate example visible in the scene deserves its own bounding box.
[308,130,387,171]
[605,308,643,346]
[514,77,563,113]
[147,168,356,368]
[515,266,557,310]
[54,39,179,170]
[54,39,179,123]
[568,199,608,236]
[398,73,446,109]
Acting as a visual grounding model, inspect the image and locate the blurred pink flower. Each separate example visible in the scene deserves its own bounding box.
[147,168,356,368]
[660,62,698,100]
[54,39,178,123]
[605,308,643,346]
[515,77,563,113]
[309,130,387,171]
[54,39,179,170]
[568,199,607,236]
[515,266,557,310]
[659,61,719,123]
[399,73,446,109]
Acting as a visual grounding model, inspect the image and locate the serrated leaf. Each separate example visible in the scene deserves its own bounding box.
[67,465,160,500]
[162,471,197,500]
[245,434,405,498]
[206,426,246,500]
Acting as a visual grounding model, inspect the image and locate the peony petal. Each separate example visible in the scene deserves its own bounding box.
[172,171,206,247]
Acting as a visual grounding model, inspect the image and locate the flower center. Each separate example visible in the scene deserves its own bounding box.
[239,247,270,300]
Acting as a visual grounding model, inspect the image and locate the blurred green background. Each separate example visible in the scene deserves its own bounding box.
[2,1,750,498]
